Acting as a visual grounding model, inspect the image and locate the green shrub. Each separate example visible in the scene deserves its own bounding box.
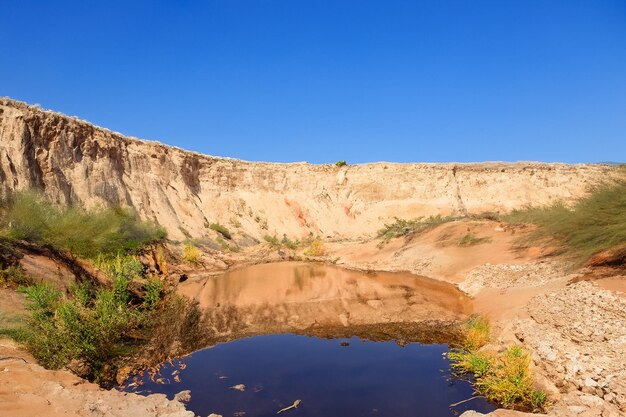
[1,191,166,258]
[335,160,347,167]
[142,277,163,310]
[458,233,492,247]
[95,254,143,304]
[17,282,142,382]
[209,223,231,239]
[504,181,626,262]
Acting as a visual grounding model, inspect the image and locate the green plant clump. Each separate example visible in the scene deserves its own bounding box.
[182,242,202,263]
[448,316,547,412]
[14,253,168,383]
[335,160,347,167]
[0,191,166,258]
[209,222,232,239]
[17,281,141,382]
[503,181,626,262]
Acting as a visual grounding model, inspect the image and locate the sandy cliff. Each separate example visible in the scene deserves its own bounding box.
[0,98,619,241]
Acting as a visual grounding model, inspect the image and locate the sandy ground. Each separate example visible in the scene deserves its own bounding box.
[0,338,195,417]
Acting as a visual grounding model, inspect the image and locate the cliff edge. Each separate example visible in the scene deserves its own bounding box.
[0,98,619,240]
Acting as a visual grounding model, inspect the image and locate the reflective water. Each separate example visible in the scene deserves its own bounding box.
[177,262,473,340]
[125,262,495,416]
[125,334,495,417]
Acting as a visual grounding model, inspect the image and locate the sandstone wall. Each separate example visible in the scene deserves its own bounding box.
[0,98,619,240]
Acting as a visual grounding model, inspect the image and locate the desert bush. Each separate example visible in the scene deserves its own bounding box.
[335,160,347,167]
[17,282,141,382]
[503,181,626,262]
[304,239,325,256]
[210,223,232,239]
[182,242,202,263]
[0,191,165,258]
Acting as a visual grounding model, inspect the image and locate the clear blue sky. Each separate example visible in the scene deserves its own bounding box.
[1,1,625,163]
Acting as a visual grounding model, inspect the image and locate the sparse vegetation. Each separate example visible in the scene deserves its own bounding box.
[182,242,202,264]
[209,222,232,239]
[503,181,626,262]
[16,280,142,383]
[216,236,240,252]
[0,191,166,258]
[335,160,347,167]
[0,190,209,385]
[229,217,242,228]
[448,316,546,412]
[10,252,198,385]
[377,215,457,246]
[263,234,280,246]
[458,233,492,247]
[0,265,33,287]
[263,234,299,250]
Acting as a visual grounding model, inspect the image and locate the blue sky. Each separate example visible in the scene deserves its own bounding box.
[1,1,625,163]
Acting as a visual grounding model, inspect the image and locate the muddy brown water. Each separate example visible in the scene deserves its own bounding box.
[124,262,495,416]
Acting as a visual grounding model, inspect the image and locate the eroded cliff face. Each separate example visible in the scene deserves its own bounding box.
[0,98,619,240]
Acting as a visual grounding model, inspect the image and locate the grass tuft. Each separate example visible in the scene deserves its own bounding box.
[463,315,490,350]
